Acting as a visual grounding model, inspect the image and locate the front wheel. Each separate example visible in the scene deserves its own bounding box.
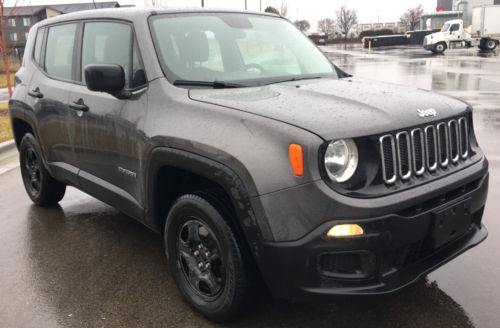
[19,133,66,206]
[165,194,252,322]
[434,42,447,54]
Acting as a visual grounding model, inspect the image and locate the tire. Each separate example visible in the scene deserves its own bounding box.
[484,39,498,51]
[478,45,485,50]
[165,194,251,322]
[19,133,66,206]
[434,42,446,54]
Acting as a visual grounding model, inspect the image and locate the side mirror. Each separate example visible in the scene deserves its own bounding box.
[84,64,131,99]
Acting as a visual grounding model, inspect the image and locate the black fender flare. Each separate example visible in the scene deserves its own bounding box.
[145,147,273,245]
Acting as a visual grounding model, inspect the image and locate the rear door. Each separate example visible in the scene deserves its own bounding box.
[25,22,80,186]
[69,20,148,216]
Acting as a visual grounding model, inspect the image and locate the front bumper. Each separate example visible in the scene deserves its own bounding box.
[424,43,437,51]
[252,168,489,301]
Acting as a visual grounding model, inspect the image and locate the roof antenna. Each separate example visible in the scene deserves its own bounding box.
[92,0,97,9]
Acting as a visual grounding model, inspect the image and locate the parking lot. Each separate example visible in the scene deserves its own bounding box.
[1,44,499,328]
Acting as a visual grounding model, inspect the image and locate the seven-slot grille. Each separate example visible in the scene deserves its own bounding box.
[379,117,469,184]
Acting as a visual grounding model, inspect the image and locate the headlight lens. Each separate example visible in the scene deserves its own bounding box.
[324,139,358,183]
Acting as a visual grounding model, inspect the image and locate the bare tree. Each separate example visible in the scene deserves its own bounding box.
[336,4,358,38]
[294,20,310,32]
[264,6,279,15]
[317,18,335,38]
[399,4,424,31]
[0,0,26,97]
[142,0,167,6]
[277,2,289,18]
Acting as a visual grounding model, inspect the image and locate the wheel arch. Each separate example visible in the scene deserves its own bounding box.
[145,147,273,243]
[12,118,35,149]
[8,99,37,149]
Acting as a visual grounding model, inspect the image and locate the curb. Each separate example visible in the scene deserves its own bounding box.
[0,139,16,159]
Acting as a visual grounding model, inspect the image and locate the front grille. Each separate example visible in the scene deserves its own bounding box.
[437,123,449,166]
[396,132,411,180]
[458,118,468,158]
[379,117,469,184]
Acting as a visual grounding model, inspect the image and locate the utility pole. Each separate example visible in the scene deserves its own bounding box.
[201,0,204,7]
[260,0,262,11]
[245,0,247,10]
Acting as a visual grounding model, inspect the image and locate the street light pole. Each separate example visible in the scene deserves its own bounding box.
[377,10,380,23]
[201,0,204,7]
[245,0,247,10]
[260,0,262,11]
[296,8,298,21]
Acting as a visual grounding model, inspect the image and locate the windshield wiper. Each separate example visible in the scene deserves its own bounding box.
[263,76,322,86]
[173,80,246,88]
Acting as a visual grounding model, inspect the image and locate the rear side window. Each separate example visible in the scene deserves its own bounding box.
[81,21,146,89]
[44,24,77,80]
[33,28,44,65]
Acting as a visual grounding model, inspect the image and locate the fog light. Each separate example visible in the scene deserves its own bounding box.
[328,224,363,237]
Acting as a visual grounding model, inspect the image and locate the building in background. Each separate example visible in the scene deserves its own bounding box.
[2,2,129,56]
[421,0,500,30]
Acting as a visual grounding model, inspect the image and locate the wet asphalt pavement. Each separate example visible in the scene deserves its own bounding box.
[1,44,500,327]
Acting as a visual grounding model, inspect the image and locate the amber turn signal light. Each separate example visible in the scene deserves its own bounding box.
[327,224,364,237]
[289,144,304,176]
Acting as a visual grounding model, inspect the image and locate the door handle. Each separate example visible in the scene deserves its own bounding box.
[28,88,43,98]
[69,99,89,112]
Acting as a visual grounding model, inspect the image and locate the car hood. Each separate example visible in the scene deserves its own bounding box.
[189,77,469,141]
[427,32,445,41]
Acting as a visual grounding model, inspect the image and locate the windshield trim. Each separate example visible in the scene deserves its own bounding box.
[441,23,450,32]
[147,12,340,88]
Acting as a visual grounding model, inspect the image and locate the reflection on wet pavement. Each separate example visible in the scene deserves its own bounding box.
[1,44,499,328]
[0,169,475,327]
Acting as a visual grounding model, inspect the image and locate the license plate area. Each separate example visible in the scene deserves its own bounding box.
[430,198,472,249]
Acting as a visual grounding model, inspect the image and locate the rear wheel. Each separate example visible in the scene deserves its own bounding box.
[484,39,498,51]
[165,194,251,322]
[434,42,446,54]
[19,133,66,206]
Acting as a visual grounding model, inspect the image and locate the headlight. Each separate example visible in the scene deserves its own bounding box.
[324,139,358,183]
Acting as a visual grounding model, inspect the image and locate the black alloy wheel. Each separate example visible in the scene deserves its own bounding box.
[23,147,41,196]
[19,133,66,206]
[165,193,252,322]
[177,219,224,299]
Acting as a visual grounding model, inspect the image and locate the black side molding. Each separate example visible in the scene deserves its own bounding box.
[145,147,272,240]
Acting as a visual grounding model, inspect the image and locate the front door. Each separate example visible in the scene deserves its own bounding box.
[69,21,148,212]
[25,23,80,186]
[448,23,462,41]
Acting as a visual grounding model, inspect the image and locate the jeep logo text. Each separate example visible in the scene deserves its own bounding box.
[417,109,437,118]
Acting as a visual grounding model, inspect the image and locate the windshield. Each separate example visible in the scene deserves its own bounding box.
[441,24,450,32]
[150,13,337,86]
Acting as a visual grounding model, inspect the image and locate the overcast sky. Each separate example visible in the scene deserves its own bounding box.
[10,0,437,31]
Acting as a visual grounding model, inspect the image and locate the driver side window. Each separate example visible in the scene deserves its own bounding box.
[450,24,460,32]
[81,21,147,89]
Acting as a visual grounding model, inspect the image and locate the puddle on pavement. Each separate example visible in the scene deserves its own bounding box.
[19,192,476,327]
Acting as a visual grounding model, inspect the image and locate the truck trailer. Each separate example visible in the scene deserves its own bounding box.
[423,5,500,54]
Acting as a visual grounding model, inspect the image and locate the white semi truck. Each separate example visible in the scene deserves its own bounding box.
[423,5,500,54]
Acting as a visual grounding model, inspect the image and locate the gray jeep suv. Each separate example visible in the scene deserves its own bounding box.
[9,8,488,322]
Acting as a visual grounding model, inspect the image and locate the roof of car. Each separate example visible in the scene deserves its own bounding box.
[36,7,281,28]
